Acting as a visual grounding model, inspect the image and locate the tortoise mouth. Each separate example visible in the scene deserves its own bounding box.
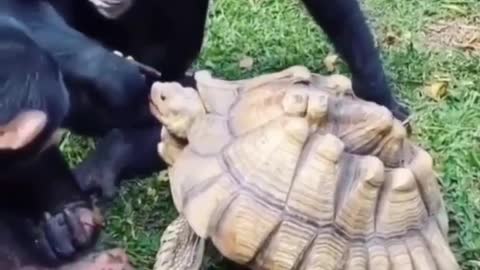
[148,98,161,114]
[149,99,163,118]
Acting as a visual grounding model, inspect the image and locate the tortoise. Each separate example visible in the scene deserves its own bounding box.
[149,66,459,270]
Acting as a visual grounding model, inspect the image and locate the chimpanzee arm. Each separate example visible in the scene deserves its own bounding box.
[159,0,209,81]
[301,0,409,120]
[21,1,148,110]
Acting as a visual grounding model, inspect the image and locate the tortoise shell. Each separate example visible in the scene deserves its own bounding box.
[151,66,458,270]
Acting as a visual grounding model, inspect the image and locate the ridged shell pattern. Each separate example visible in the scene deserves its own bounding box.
[166,67,458,270]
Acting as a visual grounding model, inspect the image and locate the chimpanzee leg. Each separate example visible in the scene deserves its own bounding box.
[301,0,409,121]
[74,124,165,199]
[158,0,209,81]
[2,146,103,266]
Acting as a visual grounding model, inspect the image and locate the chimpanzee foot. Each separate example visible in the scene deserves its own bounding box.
[58,248,134,270]
[34,202,105,262]
[74,129,129,199]
[390,99,410,123]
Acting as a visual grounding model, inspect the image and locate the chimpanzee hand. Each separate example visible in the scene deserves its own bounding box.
[33,202,104,262]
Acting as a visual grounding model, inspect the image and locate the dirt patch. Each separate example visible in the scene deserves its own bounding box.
[424,19,480,55]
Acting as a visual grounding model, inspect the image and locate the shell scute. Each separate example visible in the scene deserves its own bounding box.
[182,173,238,238]
[254,219,316,270]
[284,133,343,225]
[344,244,368,270]
[299,230,348,270]
[386,239,414,270]
[212,193,283,264]
[187,114,232,155]
[375,169,429,237]
[169,148,225,213]
[334,155,384,238]
[229,86,287,136]
[405,233,437,270]
[223,116,309,203]
[367,239,390,270]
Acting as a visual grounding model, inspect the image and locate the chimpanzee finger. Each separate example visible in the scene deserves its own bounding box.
[64,208,89,248]
[33,227,59,262]
[43,212,76,258]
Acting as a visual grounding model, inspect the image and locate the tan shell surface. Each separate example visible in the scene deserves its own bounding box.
[166,66,458,270]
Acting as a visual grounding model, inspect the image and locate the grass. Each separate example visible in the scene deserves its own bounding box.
[62,0,480,269]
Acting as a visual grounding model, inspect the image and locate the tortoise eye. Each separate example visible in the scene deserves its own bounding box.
[294,80,310,86]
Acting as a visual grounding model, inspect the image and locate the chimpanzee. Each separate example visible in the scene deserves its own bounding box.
[0,0,164,265]
[61,0,410,122]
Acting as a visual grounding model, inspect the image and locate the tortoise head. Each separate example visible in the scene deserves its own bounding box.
[150,82,206,140]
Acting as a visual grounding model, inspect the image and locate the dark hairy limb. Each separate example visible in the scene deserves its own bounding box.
[156,0,209,81]
[74,125,165,199]
[18,1,148,111]
[301,0,409,120]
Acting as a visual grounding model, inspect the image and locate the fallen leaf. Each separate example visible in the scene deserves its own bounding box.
[323,54,339,72]
[384,31,400,46]
[424,81,449,101]
[239,56,254,70]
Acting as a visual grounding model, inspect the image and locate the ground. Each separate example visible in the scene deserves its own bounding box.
[61,0,480,269]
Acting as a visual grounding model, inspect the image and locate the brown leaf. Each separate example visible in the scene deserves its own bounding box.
[239,56,254,70]
[323,54,339,72]
[424,81,449,101]
[384,31,400,46]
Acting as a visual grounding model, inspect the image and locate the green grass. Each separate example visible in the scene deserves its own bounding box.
[62,0,480,269]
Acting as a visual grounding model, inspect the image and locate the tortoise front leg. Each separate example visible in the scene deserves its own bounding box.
[154,215,206,270]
